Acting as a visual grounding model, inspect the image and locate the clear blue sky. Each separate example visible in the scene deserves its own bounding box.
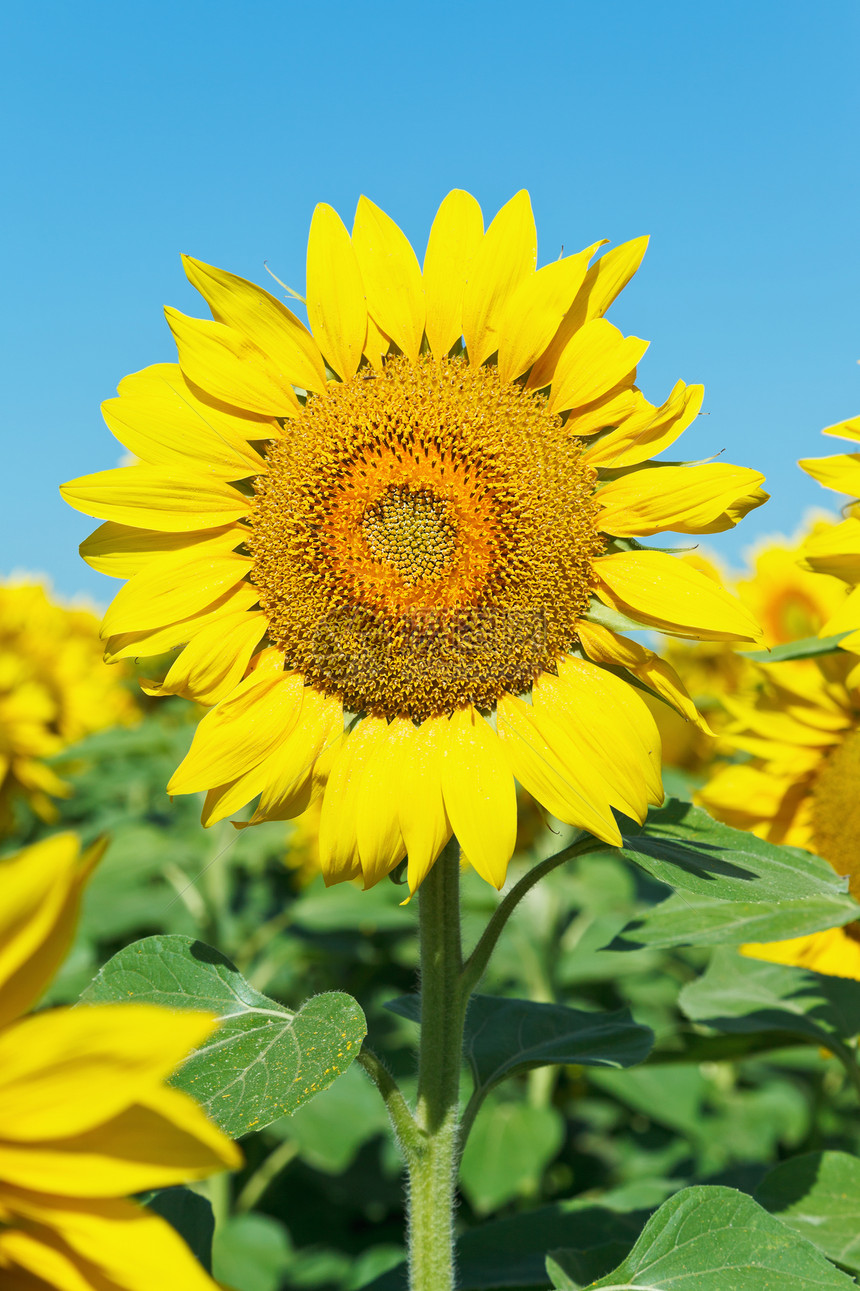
[3,0,858,602]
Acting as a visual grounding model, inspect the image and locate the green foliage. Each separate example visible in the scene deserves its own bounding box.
[555,1185,858,1289]
[619,800,859,911]
[744,632,851,662]
[388,994,654,1095]
[213,1213,293,1291]
[756,1151,860,1275]
[82,933,367,1135]
[15,704,860,1289]
[679,949,860,1056]
[461,1100,566,1214]
[615,886,860,948]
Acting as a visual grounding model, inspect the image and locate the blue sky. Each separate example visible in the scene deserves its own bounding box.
[3,0,858,602]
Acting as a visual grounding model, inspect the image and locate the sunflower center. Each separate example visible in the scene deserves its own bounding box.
[810,727,860,895]
[248,354,604,721]
[362,486,457,584]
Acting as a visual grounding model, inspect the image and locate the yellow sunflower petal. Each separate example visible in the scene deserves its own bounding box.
[496,692,624,841]
[567,656,661,796]
[581,380,704,468]
[168,668,303,794]
[800,452,860,495]
[547,318,648,414]
[318,719,384,885]
[800,517,860,582]
[352,197,425,363]
[183,255,326,395]
[496,243,603,383]
[722,697,843,748]
[527,236,649,390]
[102,363,270,476]
[594,551,763,642]
[742,925,860,978]
[248,688,343,824]
[438,707,516,888]
[306,203,368,381]
[61,466,251,533]
[534,656,664,815]
[398,717,452,894]
[819,584,860,636]
[462,190,537,366]
[80,523,219,579]
[11,1197,223,1291]
[100,530,249,637]
[572,235,649,321]
[200,759,274,828]
[576,620,710,733]
[102,582,259,662]
[0,1006,217,1142]
[0,1226,99,1291]
[0,835,105,1030]
[355,719,410,888]
[422,189,484,358]
[564,387,644,440]
[164,307,300,417]
[696,763,796,833]
[0,1094,237,1198]
[140,610,265,705]
[362,313,391,370]
[821,414,860,444]
[597,463,768,537]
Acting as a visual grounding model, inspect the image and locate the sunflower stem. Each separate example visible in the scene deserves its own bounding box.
[408,836,466,1291]
[461,834,606,998]
[357,1048,425,1161]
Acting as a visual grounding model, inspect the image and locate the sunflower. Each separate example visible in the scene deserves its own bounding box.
[0,833,241,1289]
[62,190,766,894]
[644,534,849,773]
[799,400,860,648]
[698,652,860,977]
[0,582,140,831]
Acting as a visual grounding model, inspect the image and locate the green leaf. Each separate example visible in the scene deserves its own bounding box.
[756,1151,860,1275]
[212,1213,292,1291]
[614,885,859,950]
[386,994,653,1097]
[587,1065,708,1137]
[547,1246,625,1290]
[142,1187,214,1272]
[80,934,366,1137]
[579,1185,857,1289]
[679,948,860,1052]
[460,1100,565,1214]
[647,1030,810,1067]
[744,632,850,662]
[620,799,860,912]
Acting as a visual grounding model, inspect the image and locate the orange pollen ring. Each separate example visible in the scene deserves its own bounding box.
[248,354,605,720]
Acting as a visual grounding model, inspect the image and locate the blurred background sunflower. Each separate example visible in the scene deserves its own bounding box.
[0,582,139,832]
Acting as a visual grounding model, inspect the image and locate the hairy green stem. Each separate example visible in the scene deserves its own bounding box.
[408,837,466,1291]
[357,1048,425,1161]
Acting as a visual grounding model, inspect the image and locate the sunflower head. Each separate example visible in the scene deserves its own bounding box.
[61,189,766,893]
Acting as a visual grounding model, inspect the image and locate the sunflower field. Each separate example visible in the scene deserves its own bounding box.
[5,188,860,1291]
